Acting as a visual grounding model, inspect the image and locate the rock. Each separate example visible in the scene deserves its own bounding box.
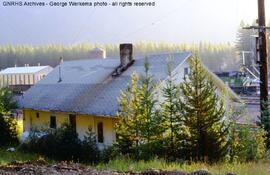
[142,169,161,175]
[190,169,211,175]
[160,170,189,175]
[6,147,16,152]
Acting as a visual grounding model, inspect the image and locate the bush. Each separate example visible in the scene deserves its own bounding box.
[80,127,99,164]
[228,124,266,162]
[21,123,100,163]
[99,145,120,163]
[0,114,19,146]
[54,123,81,161]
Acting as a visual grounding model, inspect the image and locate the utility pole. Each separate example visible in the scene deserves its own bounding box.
[243,0,269,119]
[258,0,268,118]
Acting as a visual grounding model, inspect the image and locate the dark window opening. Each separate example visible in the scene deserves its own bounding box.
[50,116,56,129]
[69,114,76,131]
[184,67,189,77]
[36,113,39,118]
[97,122,104,143]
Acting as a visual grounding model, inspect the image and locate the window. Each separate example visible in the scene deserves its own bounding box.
[184,67,189,77]
[97,122,104,143]
[69,114,76,131]
[36,113,39,118]
[50,116,56,129]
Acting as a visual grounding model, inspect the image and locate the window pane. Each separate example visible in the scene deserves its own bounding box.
[69,114,76,131]
[97,122,104,143]
[50,116,56,129]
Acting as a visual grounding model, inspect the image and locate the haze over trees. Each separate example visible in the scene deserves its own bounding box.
[0,42,239,72]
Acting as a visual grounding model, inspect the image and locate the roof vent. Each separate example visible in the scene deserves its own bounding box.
[112,43,134,77]
[89,48,106,59]
[58,57,64,83]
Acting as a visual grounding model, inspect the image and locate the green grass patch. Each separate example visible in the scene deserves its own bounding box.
[1,149,270,174]
[96,158,270,175]
[0,148,45,165]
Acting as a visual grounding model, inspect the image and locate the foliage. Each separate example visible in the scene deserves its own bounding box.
[159,59,183,159]
[80,127,99,164]
[258,100,270,148]
[179,56,229,162]
[0,87,17,116]
[227,104,267,162]
[0,113,19,146]
[228,124,266,162]
[115,73,141,156]
[137,58,163,144]
[115,58,163,160]
[21,123,100,163]
[0,148,43,165]
[96,157,270,175]
[235,20,257,68]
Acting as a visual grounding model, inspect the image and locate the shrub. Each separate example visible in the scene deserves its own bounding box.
[228,124,266,162]
[0,114,19,146]
[99,145,119,163]
[21,123,101,163]
[54,123,81,161]
[80,127,99,164]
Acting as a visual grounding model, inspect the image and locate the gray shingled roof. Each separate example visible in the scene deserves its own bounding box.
[19,52,191,116]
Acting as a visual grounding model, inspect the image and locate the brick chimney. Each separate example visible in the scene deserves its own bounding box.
[112,43,134,77]
[120,43,133,66]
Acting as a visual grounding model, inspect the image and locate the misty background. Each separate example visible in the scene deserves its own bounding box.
[0,0,269,45]
[0,0,269,72]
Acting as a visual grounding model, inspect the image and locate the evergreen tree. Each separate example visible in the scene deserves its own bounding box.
[115,73,141,155]
[0,113,19,146]
[160,59,182,158]
[0,87,18,146]
[115,58,163,158]
[258,101,270,148]
[138,58,162,144]
[235,20,256,68]
[180,56,229,162]
[0,87,17,115]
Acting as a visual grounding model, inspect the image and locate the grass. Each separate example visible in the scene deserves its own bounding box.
[0,148,41,165]
[1,149,270,174]
[96,158,270,175]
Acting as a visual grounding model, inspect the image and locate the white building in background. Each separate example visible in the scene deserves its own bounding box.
[0,65,53,93]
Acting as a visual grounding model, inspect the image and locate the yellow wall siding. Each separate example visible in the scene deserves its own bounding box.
[23,109,69,131]
[23,109,116,147]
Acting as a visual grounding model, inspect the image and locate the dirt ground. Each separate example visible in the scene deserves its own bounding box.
[0,160,213,175]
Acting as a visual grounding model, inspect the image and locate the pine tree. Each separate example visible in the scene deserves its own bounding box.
[115,58,163,158]
[0,113,19,146]
[160,59,182,158]
[0,87,17,115]
[0,87,18,146]
[235,20,256,68]
[138,58,162,144]
[180,56,229,162]
[115,73,141,155]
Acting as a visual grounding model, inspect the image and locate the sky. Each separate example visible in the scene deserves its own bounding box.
[0,0,269,45]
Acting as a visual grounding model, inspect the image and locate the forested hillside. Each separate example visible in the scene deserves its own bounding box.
[0,42,239,72]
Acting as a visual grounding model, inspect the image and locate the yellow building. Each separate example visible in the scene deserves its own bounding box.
[19,44,239,148]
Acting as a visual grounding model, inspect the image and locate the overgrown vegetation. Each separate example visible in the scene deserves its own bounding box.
[0,87,19,147]
[96,157,270,175]
[115,56,266,163]
[21,124,99,164]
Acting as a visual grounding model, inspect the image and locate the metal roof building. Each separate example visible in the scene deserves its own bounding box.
[19,52,192,116]
[19,51,239,117]
[0,65,53,93]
